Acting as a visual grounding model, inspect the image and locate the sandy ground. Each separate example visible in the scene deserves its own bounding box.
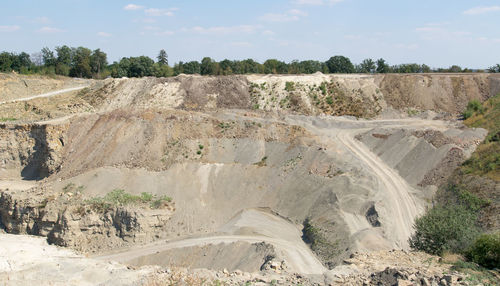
[0,234,153,286]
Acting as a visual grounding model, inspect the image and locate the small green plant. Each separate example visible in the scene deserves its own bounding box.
[325,96,334,105]
[197,150,202,155]
[255,156,268,167]
[63,183,76,193]
[463,99,484,119]
[285,81,295,92]
[451,260,499,285]
[140,192,153,202]
[199,144,204,150]
[151,195,172,209]
[62,183,85,193]
[407,108,419,116]
[218,122,231,129]
[253,103,260,110]
[320,82,327,95]
[85,189,172,211]
[0,117,17,122]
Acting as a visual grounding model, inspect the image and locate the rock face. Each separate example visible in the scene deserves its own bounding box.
[0,188,174,253]
[0,122,67,180]
[77,73,500,117]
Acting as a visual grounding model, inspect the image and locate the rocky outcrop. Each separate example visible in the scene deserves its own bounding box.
[0,122,67,180]
[77,73,500,118]
[0,188,174,253]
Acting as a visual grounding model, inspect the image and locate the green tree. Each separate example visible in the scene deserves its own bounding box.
[359,58,376,73]
[421,64,432,73]
[55,46,72,65]
[448,65,463,73]
[376,58,390,73]
[325,56,355,73]
[183,61,201,74]
[127,56,155,77]
[90,49,108,77]
[41,47,56,67]
[157,49,168,66]
[201,57,218,75]
[0,52,13,72]
[488,64,500,73]
[70,47,92,78]
[153,62,173,77]
[297,60,323,74]
[263,59,288,74]
[219,59,234,75]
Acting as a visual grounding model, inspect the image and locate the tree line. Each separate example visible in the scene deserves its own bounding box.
[1,46,499,79]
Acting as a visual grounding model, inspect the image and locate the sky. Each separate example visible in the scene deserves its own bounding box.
[1,0,499,68]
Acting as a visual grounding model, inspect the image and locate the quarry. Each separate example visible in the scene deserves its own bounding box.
[0,72,499,285]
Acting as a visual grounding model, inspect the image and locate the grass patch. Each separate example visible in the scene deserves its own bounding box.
[0,117,17,122]
[462,94,500,181]
[85,189,172,212]
[302,218,341,261]
[62,183,85,193]
[450,260,499,285]
[284,81,295,92]
[325,96,334,105]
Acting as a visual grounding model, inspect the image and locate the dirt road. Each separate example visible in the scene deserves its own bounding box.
[0,86,88,105]
[285,116,451,248]
[96,234,326,275]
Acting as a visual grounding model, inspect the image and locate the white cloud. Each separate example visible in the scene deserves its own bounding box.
[145,8,178,17]
[97,32,112,37]
[395,43,419,50]
[184,25,259,35]
[37,26,64,33]
[0,25,20,32]
[143,26,160,31]
[463,6,500,15]
[124,4,144,11]
[288,9,308,16]
[344,34,362,40]
[294,0,343,5]
[155,30,175,36]
[230,42,252,47]
[415,26,442,32]
[262,30,275,36]
[261,9,307,22]
[33,17,50,24]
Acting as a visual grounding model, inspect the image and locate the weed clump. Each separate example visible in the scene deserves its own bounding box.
[85,189,172,212]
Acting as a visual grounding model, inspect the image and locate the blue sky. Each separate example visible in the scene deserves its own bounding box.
[1,0,499,68]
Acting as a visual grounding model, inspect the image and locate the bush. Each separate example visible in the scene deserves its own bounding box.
[463,100,484,119]
[466,232,500,269]
[85,190,172,211]
[409,205,480,255]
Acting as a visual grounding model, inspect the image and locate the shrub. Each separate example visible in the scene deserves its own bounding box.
[466,232,500,269]
[285,81,295,92]
[0,117,17,122]
[85,190,172,211]
[409,205,480,255]
[325,96,334,105]
[151,195,172,209]
[463,100,484,119]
